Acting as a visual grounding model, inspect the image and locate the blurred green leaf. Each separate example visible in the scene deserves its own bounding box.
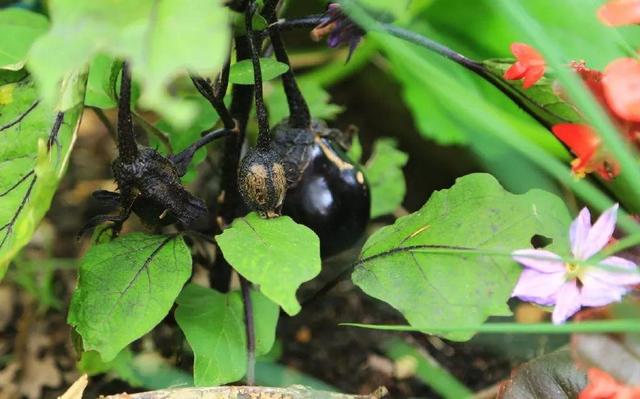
[424,0,640,67]
[216,213,321,315]
[255,361,338,391]
[267,78,344,125]
[352,173,571,341]
[0,8,48,70]
[365,138,408,217]
[229,58,289,85]
[154,94,221,183]
[358,0,411,20]
[347,133,362,164]
[78,349,142,387]
[68,233,191,362]
[84,55,121,109]
[0,71,85,276]
[175,284,279,386]
[78,349,194,389]
[384,339,473,399]
[28,0,230,126]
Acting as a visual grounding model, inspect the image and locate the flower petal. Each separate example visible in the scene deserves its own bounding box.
[510,43,544,65]
[512,269,566,306]
[603,58,640,122]
[512,249,565,273]
[590,255,640,286]
[551,280,581,324]
[582,204,618,259]
[597,0,640,27]
[580,274,627,307]
[551,124,600,161]
[504,62,527,80]
[523,65,545,89]
[570,207,592,259]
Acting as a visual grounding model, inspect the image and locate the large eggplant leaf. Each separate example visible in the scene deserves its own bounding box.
[68,233,192,362]
[0,69,85,276]
[175,284,279,386]
[216,213,321,316]
[352,173,571,341]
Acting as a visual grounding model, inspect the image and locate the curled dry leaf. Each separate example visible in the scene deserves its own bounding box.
[58,374,88,399]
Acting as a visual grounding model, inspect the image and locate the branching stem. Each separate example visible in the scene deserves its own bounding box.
[191,75,236,130]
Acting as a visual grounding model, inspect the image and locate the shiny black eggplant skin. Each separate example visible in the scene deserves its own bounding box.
[281,136,370,256]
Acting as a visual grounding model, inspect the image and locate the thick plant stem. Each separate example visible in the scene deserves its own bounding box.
[212,38,253,294]
[240,276,256,385]
[263,7,311,128]
[261,0,279,20]
[246,2,271,149]
[117,63,138,163]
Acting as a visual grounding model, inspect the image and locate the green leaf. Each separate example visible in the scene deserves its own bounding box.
[358,0,411,20]
[385,44,469,145]
[267,78,344,125]
[229,58,290,85]
[347,133,363,164]
[0,8,48,70]
[365,138,408,217]
[28,0,230,127]
[0,71,85,276]
[175,284,279,386]
[84,55,122,109]
[352,173,571,341]
[216,213,321,315]
[383,339,473,399]
[78,349,142,387]
[68,233,192,362]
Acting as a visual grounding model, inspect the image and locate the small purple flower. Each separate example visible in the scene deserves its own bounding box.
[311,3,364,61]
[511,204,640,324]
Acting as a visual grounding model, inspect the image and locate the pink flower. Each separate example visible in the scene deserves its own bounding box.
[511,204,640,324]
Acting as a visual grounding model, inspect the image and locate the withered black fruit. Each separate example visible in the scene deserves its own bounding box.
[112,147,207,227]
[273,119,371,256]
[237,147,287,218]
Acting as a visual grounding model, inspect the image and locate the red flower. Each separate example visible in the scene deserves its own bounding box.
[597,0,640,27]
[504,43,546,89]
[579,368,640,399]
[551,123,619,180]
[603,58,640,122]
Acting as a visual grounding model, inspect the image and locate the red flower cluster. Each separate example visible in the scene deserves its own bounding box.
[503,41,640,180]
[579,368,640,399]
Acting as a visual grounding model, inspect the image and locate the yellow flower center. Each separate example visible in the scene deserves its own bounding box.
[565,262,581,280]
